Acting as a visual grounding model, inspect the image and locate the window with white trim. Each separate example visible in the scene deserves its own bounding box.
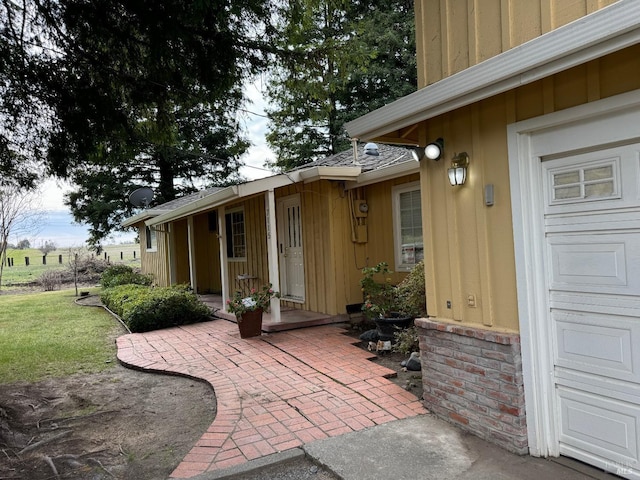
[145,225,157,252]
[225,207,246,260]
[392,182,423,271]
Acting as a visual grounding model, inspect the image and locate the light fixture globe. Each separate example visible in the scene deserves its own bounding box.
[448,152,469,186]
[424,137,444,161]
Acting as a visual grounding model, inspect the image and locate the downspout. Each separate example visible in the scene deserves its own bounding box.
[168,223,177,285]
[187,217,197,292]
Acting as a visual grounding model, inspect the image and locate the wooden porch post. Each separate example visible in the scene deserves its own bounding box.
[266,189,281,323]
[218,206,230,312]
[187,217,197,292]
[168,223,177,285]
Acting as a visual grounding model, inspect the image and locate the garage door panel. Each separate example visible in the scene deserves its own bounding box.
[548,234,640,294]
[558,387,639,466]
[545,208,640,233]
[553,311,639,382]
[541,141,640,476]
[543,145,640,216]
[551,292,640,317]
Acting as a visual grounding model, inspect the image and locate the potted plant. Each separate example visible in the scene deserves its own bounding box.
[360,262,423,340]
[227,284,280,338]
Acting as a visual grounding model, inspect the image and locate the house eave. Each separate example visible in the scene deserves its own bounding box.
[121,211,169,228]
[346,160,419,189]
[145,174,300,227]
[146,187,239,226]
[345,0,640,141]
[298,166,362,183]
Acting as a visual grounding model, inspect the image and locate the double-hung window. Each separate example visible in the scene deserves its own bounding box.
[145,225,157,252]
[225,207,246,260]
[392,182,423,271]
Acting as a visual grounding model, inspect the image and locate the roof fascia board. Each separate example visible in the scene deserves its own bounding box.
[121,210,170,228]
[298,166,362,183]
[345,0,640,140]
[235,173,299,197]
[146,173,299,226]
[345,160,419,189]
[147,186,238,226]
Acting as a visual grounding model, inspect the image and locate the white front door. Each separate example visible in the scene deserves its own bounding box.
[542,145,640,478]
[277,194,305,301]
[509,91,640,479]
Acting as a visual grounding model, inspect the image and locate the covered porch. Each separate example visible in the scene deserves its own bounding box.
[198,294,348,332]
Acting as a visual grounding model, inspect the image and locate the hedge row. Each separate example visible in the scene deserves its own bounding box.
[100,264,153,288]
[101,284,211,333]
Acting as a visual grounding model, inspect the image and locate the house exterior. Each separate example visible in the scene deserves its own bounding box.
[122,144,422,323]
[345,0,640,477]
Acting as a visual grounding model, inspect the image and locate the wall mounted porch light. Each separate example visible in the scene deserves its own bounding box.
[411,137,444,162]
[425,137,444,160]
[448,152,469,186]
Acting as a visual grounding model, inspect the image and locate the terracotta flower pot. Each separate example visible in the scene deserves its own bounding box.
[237,308,264,338]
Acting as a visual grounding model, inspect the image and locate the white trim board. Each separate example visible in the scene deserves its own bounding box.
[346,0,640,141]
[507,89,640,458]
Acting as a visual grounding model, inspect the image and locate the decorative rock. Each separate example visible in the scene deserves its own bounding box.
[405,352,421,371]
[359,329,379,342]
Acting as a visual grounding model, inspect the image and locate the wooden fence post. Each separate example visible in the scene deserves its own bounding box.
[25,256,30,266]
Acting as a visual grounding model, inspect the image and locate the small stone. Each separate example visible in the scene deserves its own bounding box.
[309,465,319,474]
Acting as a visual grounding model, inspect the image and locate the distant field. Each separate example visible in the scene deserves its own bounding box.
[1,243,140,289]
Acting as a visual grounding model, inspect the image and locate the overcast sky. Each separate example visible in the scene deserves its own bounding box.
[36,82,276,247]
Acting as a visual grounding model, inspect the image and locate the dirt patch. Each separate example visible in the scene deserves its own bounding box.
[342,323,424,402]
[0,366,215,480]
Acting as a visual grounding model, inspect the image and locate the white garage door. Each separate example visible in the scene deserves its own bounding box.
[542,144,640,478]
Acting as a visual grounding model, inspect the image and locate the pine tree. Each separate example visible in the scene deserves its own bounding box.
[266,0,416,170]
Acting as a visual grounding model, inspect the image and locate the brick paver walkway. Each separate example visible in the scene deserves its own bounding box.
[116,320,427,478]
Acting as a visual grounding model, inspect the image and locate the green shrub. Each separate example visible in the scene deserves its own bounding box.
[101,264,152,288]
[395,261,427,318]
[393,325,420,354]
[101,284,211,333]
[100,284,150,317]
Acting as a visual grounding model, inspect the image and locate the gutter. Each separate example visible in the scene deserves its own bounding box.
[345,0,640,140]
[346,160,419,189]
[146,186,239,226]
[121,210,170,228]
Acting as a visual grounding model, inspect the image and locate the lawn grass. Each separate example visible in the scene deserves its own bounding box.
[0,288,124,384]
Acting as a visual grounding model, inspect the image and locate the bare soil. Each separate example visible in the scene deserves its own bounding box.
[0,293,423,480]
[0,366,215,480]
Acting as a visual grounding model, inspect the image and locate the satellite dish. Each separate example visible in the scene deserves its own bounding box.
[129,187,154,208]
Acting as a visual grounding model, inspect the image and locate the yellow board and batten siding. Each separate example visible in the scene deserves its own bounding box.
[224,195,269,298]
[192,211,222,293]
[416,0,619,88]
[273,175,420,317]
[138,221,170,286]
[403,0,637,331]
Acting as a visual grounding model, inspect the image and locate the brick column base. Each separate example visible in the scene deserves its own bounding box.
[416,318,528,454]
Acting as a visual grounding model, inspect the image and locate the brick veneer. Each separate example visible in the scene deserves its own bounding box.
[416,317,528,454]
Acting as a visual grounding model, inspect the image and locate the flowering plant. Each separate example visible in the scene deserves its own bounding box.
[226,283,280,316]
